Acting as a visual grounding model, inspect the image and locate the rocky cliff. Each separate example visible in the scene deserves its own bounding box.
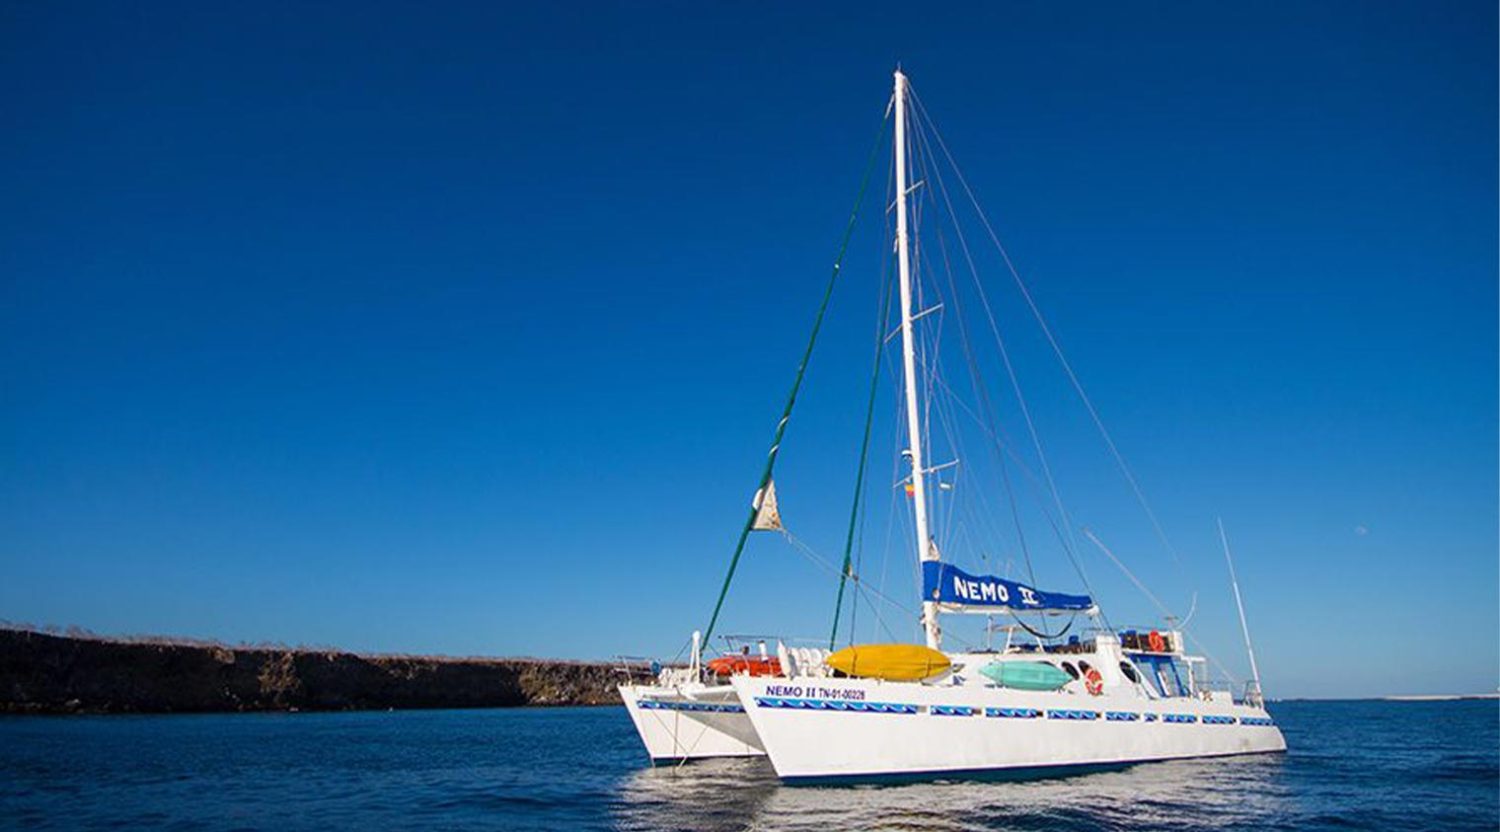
[0,628,633,714]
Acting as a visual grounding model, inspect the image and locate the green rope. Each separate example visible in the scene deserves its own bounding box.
[829,273,892,649]
[701,108,891,649]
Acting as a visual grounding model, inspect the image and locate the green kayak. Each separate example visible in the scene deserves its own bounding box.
[978,660,1073,691]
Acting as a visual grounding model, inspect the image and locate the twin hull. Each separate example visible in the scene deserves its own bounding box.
[618,684,763,763]
[728,675,1286,782]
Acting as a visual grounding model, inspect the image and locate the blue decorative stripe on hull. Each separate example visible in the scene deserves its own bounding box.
[638,700,745,713]
[986,707,1043,719]
[754,697,918,714]
[747,696,1275,729]
[1047,709,1100,721]
[779,748,1288,787]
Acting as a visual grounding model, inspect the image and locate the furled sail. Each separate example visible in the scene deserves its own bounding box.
[921,562,1094,612]
[751,480,783,531]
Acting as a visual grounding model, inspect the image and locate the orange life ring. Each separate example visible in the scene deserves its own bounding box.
[1084,667,1104,696]
[1147,630,1167,653]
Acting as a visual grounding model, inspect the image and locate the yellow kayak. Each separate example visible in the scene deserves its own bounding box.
[825,644,951,681]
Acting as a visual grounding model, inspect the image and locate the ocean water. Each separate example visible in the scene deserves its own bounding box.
[1,699,1495,831]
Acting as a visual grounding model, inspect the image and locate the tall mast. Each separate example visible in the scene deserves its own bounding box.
[893,69,941,650]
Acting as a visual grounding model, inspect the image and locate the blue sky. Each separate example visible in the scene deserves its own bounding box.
[1,2,1494,698]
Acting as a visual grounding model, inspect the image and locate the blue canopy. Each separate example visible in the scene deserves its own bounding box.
[921,562,1094,612]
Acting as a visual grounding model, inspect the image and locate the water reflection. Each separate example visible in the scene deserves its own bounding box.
[613,754,1290,832]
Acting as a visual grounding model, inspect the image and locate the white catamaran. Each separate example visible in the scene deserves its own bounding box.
[620,70,1286,782]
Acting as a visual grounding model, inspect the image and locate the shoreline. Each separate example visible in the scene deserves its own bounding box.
[0,628,638,715]
[1380,693,1500,702]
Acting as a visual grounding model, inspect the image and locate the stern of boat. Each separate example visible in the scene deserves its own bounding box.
[619,682,765,763]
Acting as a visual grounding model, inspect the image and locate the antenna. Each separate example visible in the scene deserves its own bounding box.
[1217,517,1264,706]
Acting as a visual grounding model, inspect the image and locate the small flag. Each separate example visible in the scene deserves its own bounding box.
[752,480,783,531]
[904,483,915,497]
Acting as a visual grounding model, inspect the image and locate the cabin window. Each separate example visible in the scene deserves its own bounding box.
[1060,661,1080,679]
[1119,661,1139,683]
[1078,660,1093,674]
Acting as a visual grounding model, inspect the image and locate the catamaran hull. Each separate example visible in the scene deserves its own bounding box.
[731,676,1285,783]
[618,684,764,763]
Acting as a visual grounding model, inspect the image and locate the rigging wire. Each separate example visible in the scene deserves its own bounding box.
[910,87,1183,567]
[906,109,1074,644]
[700,104,892,646]
[922,369,1077,550]
[830,264,895,648]
[845,249,895,649]
[925,180,1036,586]
[784,530,911,642]
[927,371,1075,555]
[873,155,911,646]
[913,237,1026,593]
[905,90,1100,609]
[1082,527,1238,683]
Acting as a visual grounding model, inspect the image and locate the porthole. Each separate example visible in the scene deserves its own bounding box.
[1060,661,1080,679]
[1119,662,1140,683]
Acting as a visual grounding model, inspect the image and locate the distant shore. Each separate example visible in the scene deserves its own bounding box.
[1381,693,1500,702]
[0,628,636,715]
